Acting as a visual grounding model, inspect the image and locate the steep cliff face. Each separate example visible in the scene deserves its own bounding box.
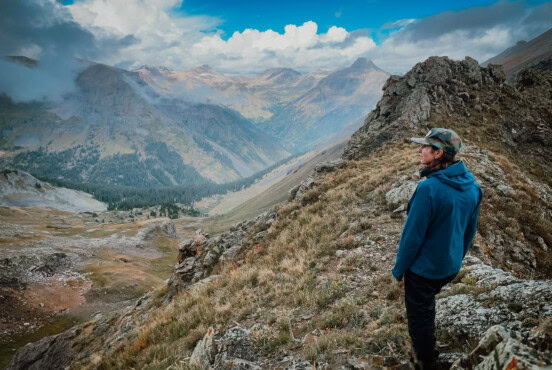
[8,57,552,370]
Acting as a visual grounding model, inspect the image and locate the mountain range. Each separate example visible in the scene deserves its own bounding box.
[136,57,389,151]
[0,57,388,187]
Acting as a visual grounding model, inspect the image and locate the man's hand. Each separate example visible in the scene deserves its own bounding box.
[395,276,404,289]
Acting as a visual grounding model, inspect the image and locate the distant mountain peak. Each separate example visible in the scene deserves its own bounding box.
[192,64,216,74]
[262,67,301,76]
[350,57,379,70]
[134,65,173,76]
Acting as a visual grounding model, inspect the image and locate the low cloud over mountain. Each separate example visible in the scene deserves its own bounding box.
[0,0,136,102]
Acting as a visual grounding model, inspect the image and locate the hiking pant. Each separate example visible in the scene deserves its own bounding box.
[404,270,456,370]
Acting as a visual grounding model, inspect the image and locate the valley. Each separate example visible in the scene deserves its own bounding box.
[0,139,343,368]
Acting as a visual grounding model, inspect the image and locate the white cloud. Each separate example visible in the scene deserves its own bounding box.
[63,0,552,75]
[370,26,516,73]
[66,1,375,73]
[68,0,220,69]
[368,1,552,74]
[191,22,376,73]
[322,26,349,43]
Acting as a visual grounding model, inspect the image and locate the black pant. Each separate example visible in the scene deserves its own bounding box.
[404,270,456,370]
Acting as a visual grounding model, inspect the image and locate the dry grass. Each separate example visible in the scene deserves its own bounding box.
[474,152,552,278]
[75,143,418,369]
[71,126,552,368]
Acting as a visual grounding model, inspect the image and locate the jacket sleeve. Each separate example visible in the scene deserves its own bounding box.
[392,183,433,281]
[463,188,483,258]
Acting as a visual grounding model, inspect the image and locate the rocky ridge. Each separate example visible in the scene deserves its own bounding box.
[345,56,552,279]
[343,56,507,159]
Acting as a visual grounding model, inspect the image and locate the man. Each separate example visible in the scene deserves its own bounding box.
[392,128,483,370]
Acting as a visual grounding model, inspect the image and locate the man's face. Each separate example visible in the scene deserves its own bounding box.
[419,145,442,165]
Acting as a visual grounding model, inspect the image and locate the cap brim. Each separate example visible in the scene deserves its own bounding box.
[411,137,430,145]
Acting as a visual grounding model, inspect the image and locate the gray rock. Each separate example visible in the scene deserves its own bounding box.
[314,159,345,174]
[190,327,217,369]
[288,184,301,202]
[217,327,256,362]
[7,327,79,370]
[221,245,243,261]
[159,221,178,238]
[285,360,318,370]
[385,181,418,205]
[437,257,552,341]
[474,338,548,370]
[537,237,548,251]
[452,324,552,370]
[191,327,260,370]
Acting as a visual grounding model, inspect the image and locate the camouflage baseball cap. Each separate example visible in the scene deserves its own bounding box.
[411,128,462,155]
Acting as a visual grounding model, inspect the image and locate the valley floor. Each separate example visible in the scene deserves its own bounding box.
[0,207,186,369]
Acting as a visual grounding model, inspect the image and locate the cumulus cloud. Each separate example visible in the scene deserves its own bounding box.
[68,0,220,70]
[63,0,552,75]
[67,0,376,74]
[368,1,552,73]
[190,22,376,73]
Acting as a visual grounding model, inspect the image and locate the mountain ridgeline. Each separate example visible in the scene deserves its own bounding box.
[0,60,290,188]
[1,57,388,194]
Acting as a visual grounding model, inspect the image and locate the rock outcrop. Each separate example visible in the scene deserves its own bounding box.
[343,56,507,160]
[450,324,552,370]
[435,256,552,368]
[168,211,278,294]
[191,327,261,370]
[288,159,345,203]
[0,252,74,287]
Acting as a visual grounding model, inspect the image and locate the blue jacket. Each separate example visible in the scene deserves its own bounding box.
[392,161,483,280]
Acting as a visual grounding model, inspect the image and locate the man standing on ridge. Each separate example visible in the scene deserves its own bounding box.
[392,128,483,370]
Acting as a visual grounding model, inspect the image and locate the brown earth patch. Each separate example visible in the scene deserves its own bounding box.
[0,278,90,342]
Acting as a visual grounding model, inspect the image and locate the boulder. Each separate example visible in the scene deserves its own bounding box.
[385,181,418,206]
[190,327,217,369]
[190,327,261,370]
[7,327,78,370]
[450,325,552,369]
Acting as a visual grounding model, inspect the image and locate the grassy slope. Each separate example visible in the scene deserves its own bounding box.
[31,119,546,370]
[73,90,552,369]
[74,143,424,369]
[13,65,552,369]
[197,140,346,235]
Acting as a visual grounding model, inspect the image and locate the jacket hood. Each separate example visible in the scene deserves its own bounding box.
[428,161,475,190]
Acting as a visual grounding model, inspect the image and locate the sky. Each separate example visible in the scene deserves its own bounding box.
[1,0,552,86]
